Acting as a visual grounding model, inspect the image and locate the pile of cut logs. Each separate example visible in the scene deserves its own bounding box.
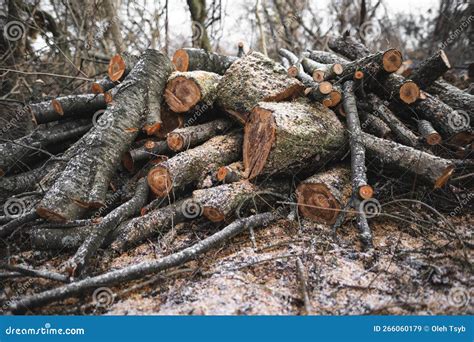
[1,35,472,312]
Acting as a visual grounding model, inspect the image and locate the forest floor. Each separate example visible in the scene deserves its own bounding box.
[2,209,472,315]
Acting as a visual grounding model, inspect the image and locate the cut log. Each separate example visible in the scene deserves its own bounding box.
[167,118,233,152]
[409,92,473,145]
[107,52,139,82]
[154,109,184,139]
[0,119,92,175]
[329,85,342,107]
[29,94,106,124]
[409,50,451,89]
[147,131,242,197]
[359,111,392,139]
[91,76,115,94]
[301,57,343,82]
[243,100,346,179]
[374,73,420,105]
[417,120,442,145]
[216,161,244,183]
[172,48,238,75]
[427,80,474,119]
[305,50,348,65]
[143,56,175,135]
[328,35,370,61]
[278,48,333,103]
[366,94,419,147]
[342,81,373,200]
[296,166,351,224]
[360,132,455,188]
[339,49,403,80]
[122,140,170,172]
[192,180,257,222]
[164,71,222,113]
[36,50,173,222]
[216,51,304,123]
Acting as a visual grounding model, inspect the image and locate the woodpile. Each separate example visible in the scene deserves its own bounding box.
[1,36,473,313]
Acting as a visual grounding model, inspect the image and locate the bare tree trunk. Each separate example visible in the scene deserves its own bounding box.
[101,0,125,53]
[186,0,212,51]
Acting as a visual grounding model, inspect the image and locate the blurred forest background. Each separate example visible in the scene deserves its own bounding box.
[0,0,472,112]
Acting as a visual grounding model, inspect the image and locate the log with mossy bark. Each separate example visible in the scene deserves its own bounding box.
[301,57,343,82]
[167,118,233,152]
[360,132,455,188]
[108,52,140,82]
[147,131,242,197]
[0,119,92,176]
[172,48,238,75]
[296,166,351,224]
[417,120,442,146]
[427,80,474,119]
[216,51,304,123]
[35,50,173,222]
[164,71,221,113]
[409,50,451,89]
[216,161,244,183]
[243,100,346,180]
[343,81,373,200]
[28,94,107,124]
